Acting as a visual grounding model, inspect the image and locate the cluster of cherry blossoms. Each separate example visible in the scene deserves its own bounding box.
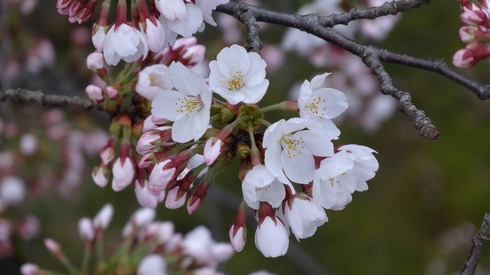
[130,45,379,257]
[55,0,379,259]
[57,0,228,65]
[21,204,234,275]
[454,0,490,67]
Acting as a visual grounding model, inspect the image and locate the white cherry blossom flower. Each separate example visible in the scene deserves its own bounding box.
[103,23,149,66]
[262,118,334,184]
[337,144,379,191]
[242,165,286,209]
[156,0,187,21]
[151,62,212,143]
[254,215,289,258]
[298,73,348,123]
[281,194,327,239]
[209,44,269,105]
[136,64,172,101]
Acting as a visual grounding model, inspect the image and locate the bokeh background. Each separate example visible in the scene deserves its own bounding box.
[1,0,490,274]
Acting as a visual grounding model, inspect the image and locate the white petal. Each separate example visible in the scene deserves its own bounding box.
[281,148,314,183]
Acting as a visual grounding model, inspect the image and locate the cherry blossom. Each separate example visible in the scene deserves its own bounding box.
[209,44,269,105]
[151,62,212,143]
[262,118,334,184]
[136,64,172,101]
[254,215,289,258]
[281,194,328,239]
[242,165,286,209]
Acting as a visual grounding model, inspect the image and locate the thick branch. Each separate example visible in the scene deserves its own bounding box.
[461,213,490,275]
[0,88,97,110]
[235,2,262,52]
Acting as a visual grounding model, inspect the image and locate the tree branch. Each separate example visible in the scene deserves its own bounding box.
[0,88,97,110]
[461,213,490,275]
[235,2,262,52]
[319,0,431,27]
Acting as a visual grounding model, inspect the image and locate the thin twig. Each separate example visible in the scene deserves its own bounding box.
[461,213,490,275]
[319,0,431,27]
[0,88,97,110]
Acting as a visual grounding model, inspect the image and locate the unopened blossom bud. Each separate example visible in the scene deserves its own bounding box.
[212,243,234,263]
[92,165,109,188]
[132,208,156,229]
[20,134,38,155]
[254,215,289,258]
[142,115,168,133]
[203,138,223,165]
[106,86,119,99]
[86,84,104,102]
[136,130,162,155]
[135,178,165,208]
[20,263,40,275]
[44,238,62,256]
[149,159,176,191]
[137,254,167,275]
[93,203,114,230]
[86,52,104,71]
[165,233,183,253]
[0,176,26,206]
[92,24,107,52]
[112,156,135,192]
[229,202,247,252]
[181,45,206,66]
[78,217,95,242]
[461,8,490,28]
[165,186,186,209]
[154,221,175,244]
[453,42,490,68]
[228,224,246,252]
[99,141,115,165]
[136,64,172,101]
[139,152,157,168]
[181,226,214,264]
[141,17,167,53]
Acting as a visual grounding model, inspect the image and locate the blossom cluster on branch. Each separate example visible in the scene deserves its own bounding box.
[1,0,490,273]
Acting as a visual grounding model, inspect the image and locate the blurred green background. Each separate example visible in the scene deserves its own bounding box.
[2,0,490,274]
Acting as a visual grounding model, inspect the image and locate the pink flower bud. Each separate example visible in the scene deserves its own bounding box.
[86,52,104,71]
[132,208,156,228]
[137,254,167,275]
[93,203,114,230]
[165,186,186,209]
[112,156,135,191]
[92,165,109,188]
[99,139,115,165]
[136,130,162,155]
[149,159,176,191]
[86,84,104,102]
[78,217,95,242]
[182,45,206,66]
[92,24,107,52]
[106,86,119,99]
[142,115,169,133]
[228,224,246,252]
[453,42,490,68]
[141,17,167,53]
[0,176,26,206]
[204,138,223,165]
[44,238,62,256]
[212,243,234,263]
[134,179,165,208]
[20,263,40,275]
